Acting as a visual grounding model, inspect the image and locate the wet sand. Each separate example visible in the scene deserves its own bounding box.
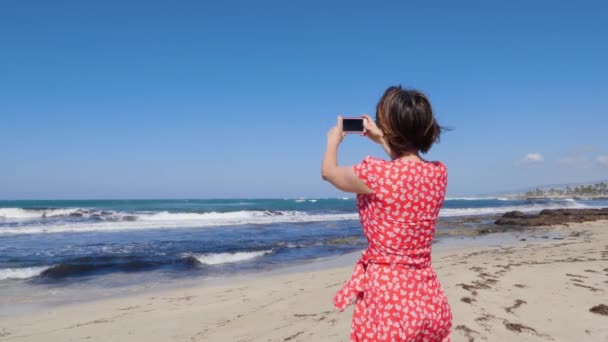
[1,221,607,341]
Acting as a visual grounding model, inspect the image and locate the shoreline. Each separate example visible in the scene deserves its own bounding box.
[0,226,563,318]
[2,221,607,341]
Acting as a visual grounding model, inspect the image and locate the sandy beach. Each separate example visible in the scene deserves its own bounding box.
[1,221,607,342]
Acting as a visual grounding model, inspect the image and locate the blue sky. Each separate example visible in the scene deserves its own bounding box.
[1,1,607,199]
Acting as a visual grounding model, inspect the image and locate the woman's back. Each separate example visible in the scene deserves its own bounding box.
[355,156,447,257]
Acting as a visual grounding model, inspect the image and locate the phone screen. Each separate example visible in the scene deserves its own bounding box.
[342,118,364,132]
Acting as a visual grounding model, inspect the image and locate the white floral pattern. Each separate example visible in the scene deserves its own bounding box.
[334,156,452,342]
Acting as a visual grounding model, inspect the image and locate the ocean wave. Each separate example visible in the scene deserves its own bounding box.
[0,198,598,235]
[445,197,505,201]
[0,210,360,235]
[34,255,176,279]
[0,266,52,280]
[138,210,276,221]
[185,250,273,265]
[439,200,591,217]
[285,243,307,248]
[0,208,82,219]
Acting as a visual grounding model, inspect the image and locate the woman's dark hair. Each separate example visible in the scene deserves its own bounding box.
[375,86,443,155]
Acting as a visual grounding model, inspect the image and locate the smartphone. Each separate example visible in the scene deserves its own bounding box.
[342,117,364,133]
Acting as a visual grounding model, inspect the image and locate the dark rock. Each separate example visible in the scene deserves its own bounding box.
[495,208,608,226]
[502,211,528,218]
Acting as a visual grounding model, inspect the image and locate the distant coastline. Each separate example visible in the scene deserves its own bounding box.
[506,181,608,201]
[514,194,608,200]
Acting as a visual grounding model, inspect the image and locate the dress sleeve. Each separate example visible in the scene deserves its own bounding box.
[353,156,381,192]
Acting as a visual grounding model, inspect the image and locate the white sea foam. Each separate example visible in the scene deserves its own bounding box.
[0,266,52,280]
[439,201,591,217]
[0,208,81,219]
[187,250,273,265]
[445,197,502,201]
[133,210,357,225]
[293,198,319,203]
[0,199,599,235]
[0,211,360,235]
[139,210,266,221]
[285,243,307,248]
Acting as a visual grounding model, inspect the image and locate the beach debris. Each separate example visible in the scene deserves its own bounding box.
[283,331,304,341]
[573,283,602,292]
[504,322,537,334]
[454,324,478,342]
[460,297,476,304]
[590,304,608,316]
[505,299,527,314]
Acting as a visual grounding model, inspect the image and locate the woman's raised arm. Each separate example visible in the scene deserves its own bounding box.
[321,116,372,195]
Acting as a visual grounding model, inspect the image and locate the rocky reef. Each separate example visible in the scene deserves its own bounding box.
[495,208,608,226]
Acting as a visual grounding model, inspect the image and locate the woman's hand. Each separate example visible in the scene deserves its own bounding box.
[362,114,384,144]
[327,116,346,146]
[362,114,394,158]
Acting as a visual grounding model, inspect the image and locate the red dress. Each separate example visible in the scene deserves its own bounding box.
[334,156,452,342]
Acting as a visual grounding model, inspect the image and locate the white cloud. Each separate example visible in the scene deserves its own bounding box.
[597,155,608,167]
[520,153,544,164]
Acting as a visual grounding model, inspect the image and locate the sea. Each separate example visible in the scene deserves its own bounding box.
[1,197,607,313]
[0,197,608,318]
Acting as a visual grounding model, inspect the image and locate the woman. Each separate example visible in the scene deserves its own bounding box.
[321,86,452,341]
